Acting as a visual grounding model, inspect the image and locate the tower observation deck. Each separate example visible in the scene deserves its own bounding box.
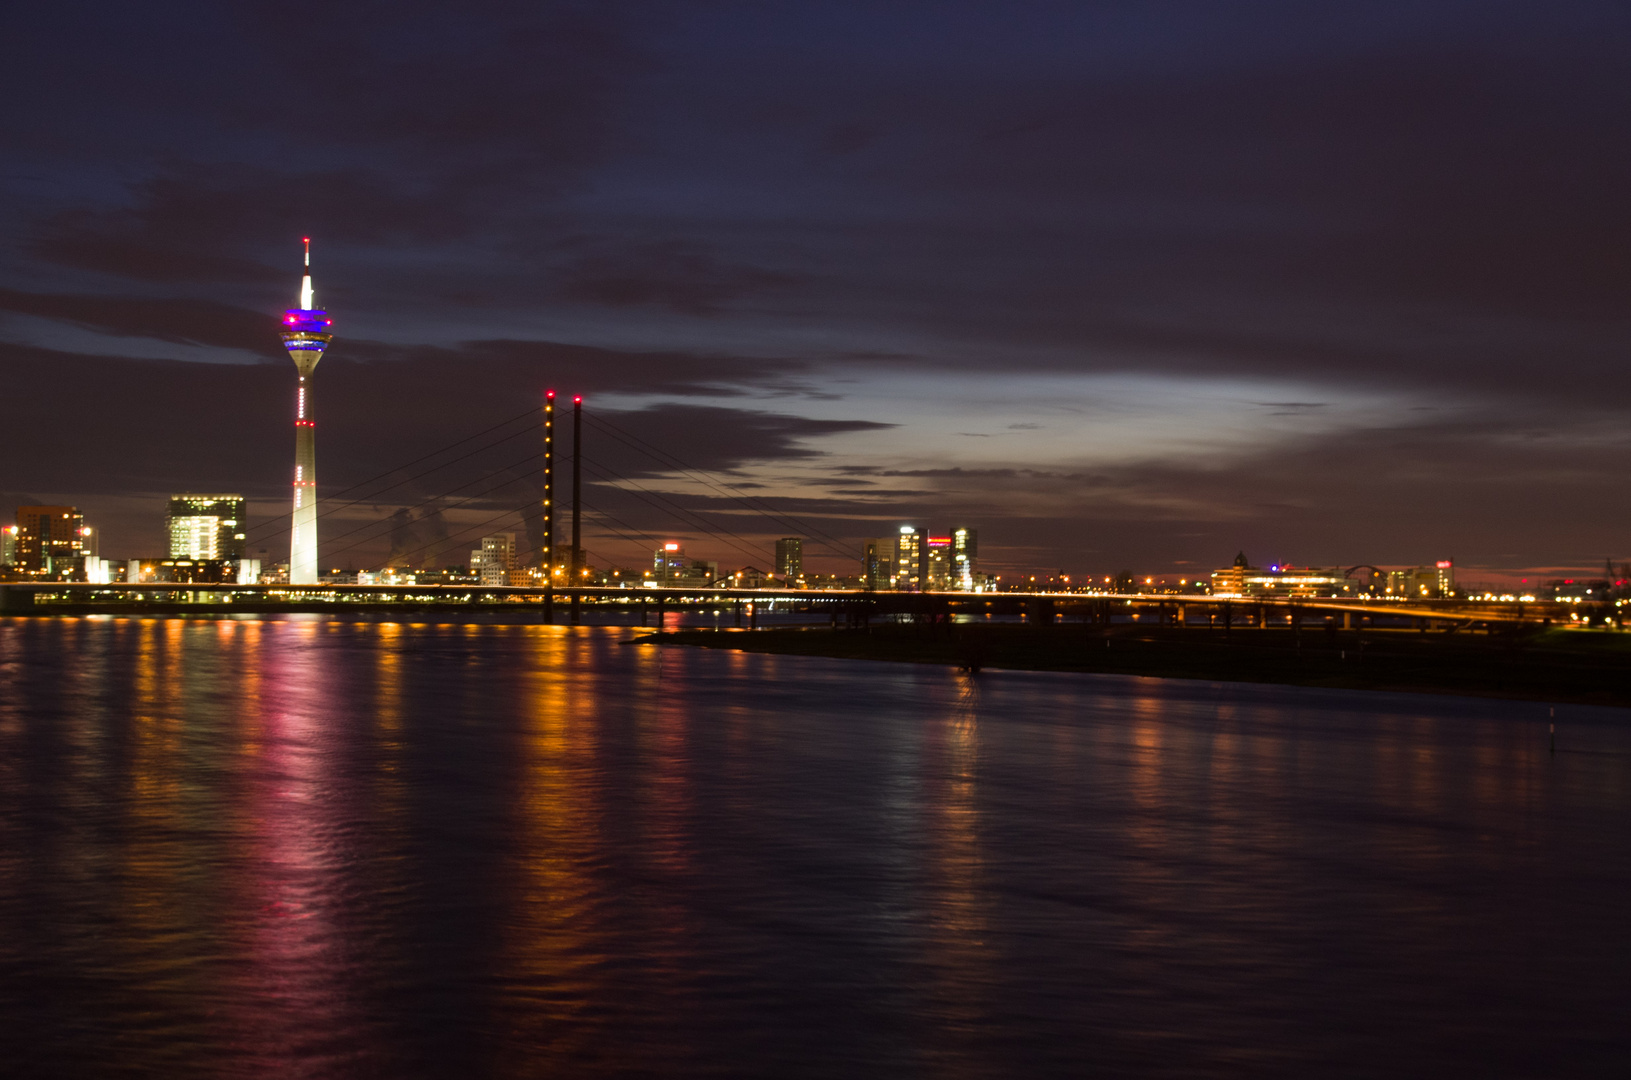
[279,238,333,585]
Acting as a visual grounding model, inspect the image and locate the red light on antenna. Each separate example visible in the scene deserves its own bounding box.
[573,395,581,404]
[302,237,310,243]
[546,390,556,399]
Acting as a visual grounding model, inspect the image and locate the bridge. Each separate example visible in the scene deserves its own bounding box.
[0,581,1590,631]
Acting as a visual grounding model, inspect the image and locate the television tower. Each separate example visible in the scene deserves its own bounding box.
[279,238,333,585]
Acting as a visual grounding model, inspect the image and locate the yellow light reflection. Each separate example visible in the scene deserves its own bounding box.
[494,625,608,1068]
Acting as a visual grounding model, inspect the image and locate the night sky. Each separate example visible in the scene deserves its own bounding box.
[4,2,1629,583]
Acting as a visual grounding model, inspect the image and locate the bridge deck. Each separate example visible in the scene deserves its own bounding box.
[0,582,1573,623]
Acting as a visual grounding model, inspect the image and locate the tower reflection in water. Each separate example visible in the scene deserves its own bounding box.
[0,616,1627,1077]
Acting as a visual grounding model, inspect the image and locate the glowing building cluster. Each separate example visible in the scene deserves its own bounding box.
[857,526,986,591]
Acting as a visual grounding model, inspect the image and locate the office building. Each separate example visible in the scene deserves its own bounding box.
[952,527,978,591]
[925,533,953,589]
[1,525,15,567]
[653,542,688,584]
[1211,553,1352,598]
[1211,552,1252,596]
[861,538,893,591]
[775,537,803,582]
[651,542,718,586]
[894,526,923,590]
[471,533,516,587]
[1385,564,1454,599]
[1243,566,1352,598]
[14,506,86,577]
[167,494,247,560]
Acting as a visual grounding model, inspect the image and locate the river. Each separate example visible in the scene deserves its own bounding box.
[1,615,1626,1077]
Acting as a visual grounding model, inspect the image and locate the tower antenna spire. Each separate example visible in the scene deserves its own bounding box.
[300,237,314,311]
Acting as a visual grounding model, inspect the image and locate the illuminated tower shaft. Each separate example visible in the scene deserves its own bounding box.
[543,390,556,577]
[279,239,333,585]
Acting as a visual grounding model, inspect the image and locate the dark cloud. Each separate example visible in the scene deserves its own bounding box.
[0,288,275,354]
[338,337,821,401]
[28,165,472,285]
[237,3,639,167]
[555,238,800,315]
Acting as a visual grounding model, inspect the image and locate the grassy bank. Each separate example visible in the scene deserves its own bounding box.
[648,623,1631,707]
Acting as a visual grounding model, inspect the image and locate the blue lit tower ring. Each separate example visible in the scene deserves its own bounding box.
[279,238,333,586]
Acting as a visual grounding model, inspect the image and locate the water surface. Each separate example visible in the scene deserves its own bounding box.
[1,616,1627,1077]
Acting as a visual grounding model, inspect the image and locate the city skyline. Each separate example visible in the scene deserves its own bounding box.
[4,4,1631,584]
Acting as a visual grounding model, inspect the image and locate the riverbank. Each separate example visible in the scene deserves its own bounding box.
[647,623,1631,707]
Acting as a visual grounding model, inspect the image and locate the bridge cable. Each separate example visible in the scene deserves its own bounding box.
[244,406,544,547]
[300,451,546,564]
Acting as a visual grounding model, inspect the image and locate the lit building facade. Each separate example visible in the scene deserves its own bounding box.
[775,537,803,582]
[1211,552,1252,596]
[1385,563,1455,599]
[653,542,688,584]
[471,533,516,587]
[952,527,978,590]
[167,494,247,560]
[1,525,15,567]
[1242,567,1353,598]
[894,526,923,590]
[1211,553,1353,597]
[861,537,893,590]
[651,543,718,586]
[925,534,953,589]
[13,506,85,578]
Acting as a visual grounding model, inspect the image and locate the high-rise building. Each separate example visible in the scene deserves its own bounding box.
[861,538,893,590]
[775,537,803,581]
[280,239,334,586]
[952,527,978,590]
[14,506,85,577]
[653,542,688,585]
[167,494,247,561]
[894,526,923,590]
[925,534,953,590]
[472,533,516,587]
[0,525,15,567]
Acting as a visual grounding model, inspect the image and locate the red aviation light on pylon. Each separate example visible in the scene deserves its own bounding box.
[573,395,581,404]
[546,390,556,400]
